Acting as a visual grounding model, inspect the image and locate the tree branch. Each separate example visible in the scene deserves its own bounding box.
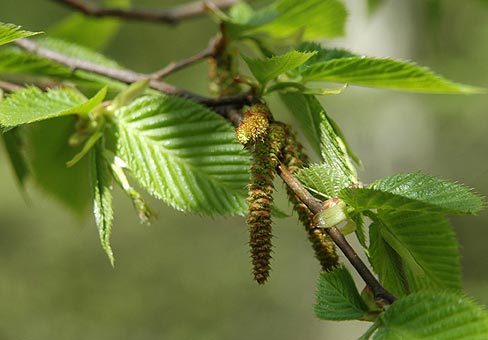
[51,0,239,25]
[277,162,397,305]
[150,39,217,80]
[12,38,252,109]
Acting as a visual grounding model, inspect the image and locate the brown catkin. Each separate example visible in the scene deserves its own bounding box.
[246,123,285,284]
[281,124,339,272]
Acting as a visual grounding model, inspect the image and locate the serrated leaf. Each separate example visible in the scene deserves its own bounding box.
[301,57,485,94]
[280,91,360,175]
[340,172,485,215]
[0,22,41,46]
[0,86,107,127]
[319,108,358,184]
[368,210,461,297]
[48,0,130,50]
[315,265,370,321]
[1,128,29,188]
[111,94,250,215]
[257,0,348,39]
[91,137,115,266]
[24,116,92,215]
[296,163,352,199]
[243,50,316,86]
[372,291,488,340]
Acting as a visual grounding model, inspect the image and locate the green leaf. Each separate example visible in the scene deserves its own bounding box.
[367,0,386,15]
[372,291,488,340]
[257,0,348,39]
[301,57,485,94]
[315,265,370,321]
[24,116,92,215]
[91,137,115,266]
[1,128,29,188]
[296,163,352,199]
[368,210,461,297]
[0,86,106,127]
[48,0,131,50]
[340,172,485,215]
[0,22,41,46]
[111,94,250,215]
[243,50,316,86]
[319,108,358,184]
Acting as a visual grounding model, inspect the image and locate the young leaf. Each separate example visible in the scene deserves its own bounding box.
[368,210,461,297]
[315,265,369,321]
[243,50,316,86]
[257,0,348,39]
[0,86,107,127]
[301,57,485,94]
[371,291,488,340]
[281,92,360,174]
[296,163,352,199]
[110,94,250,215]
[340,172,485,215]
[0,22,41,46]
[91,137,115,266]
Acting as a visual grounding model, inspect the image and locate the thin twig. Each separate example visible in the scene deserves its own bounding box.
[150,39,217,80]
[12,38,251,108]
[0,80,22,93]
[51,0,238,25]
[277,163,397,305]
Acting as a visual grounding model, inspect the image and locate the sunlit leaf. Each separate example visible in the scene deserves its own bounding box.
[368,210,460,297]
[371,292,488,340]
[340,172,485,215]
[296,163,352,199]
[0,22,41,46]
[0,86,107,127]
[315,265,369,320]
[111,94,250,215]
[301,57,485,94]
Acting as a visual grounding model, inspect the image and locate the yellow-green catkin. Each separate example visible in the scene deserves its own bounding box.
[235,104,270,145]
[241,111,286,284]
[281,125,339,272]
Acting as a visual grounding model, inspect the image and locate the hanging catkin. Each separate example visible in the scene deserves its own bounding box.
[236,105,285,284]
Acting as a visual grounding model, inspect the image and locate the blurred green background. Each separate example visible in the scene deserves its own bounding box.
[1,0,488,339]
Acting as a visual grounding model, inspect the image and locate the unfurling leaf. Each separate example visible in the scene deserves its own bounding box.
[111,94,250,215]
[242,51,316,86]
[315,265,369,321]
[369,291,488,340]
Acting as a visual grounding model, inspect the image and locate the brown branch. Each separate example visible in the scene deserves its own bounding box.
[12,38,251,109]
[277,163,397,305]
[51,0,238,25]
[150,39,217,80]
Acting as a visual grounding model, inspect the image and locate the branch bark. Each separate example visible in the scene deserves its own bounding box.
[277,163,397,305]
[51,0,238,25]
[12,38,251,108]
